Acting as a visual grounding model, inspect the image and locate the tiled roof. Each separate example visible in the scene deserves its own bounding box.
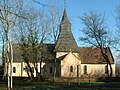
[13,44,24,62]
[79,47,115,64]
[13,44,115,64]
[56,54,67,61]
[56,9,79,52]
[13,44,55,62]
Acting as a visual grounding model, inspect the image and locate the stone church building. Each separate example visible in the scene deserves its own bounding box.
[6,9,115,78]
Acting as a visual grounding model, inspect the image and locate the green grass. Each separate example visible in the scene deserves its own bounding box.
[1,82,120,90]
[0,86,7,90]
[0,88,7,90]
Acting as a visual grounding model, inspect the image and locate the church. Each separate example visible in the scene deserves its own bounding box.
[52,9,115,77]
[5,8,115,78]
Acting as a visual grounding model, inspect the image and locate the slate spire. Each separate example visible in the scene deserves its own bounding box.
[61,8,70,24]
[56,9,79,52]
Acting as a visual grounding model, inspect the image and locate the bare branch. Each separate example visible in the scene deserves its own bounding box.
[32,0,52,7]
[79,12,113,77]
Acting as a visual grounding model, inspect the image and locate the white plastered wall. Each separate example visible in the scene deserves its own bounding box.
[80,64,115,77]
[7,62,45,77]
[60,51,81,77]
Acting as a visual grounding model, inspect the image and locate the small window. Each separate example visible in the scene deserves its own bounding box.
[84,65,87,75]
[70,66,73,72]
[31,67,34,73]
[50,67,52,73]
[105,65,108,74]
[13,67,16,73]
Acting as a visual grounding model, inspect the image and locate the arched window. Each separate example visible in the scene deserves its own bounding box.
[13,67,16,73]
[105,65,108,74]
[84,65,87,75]
[70,66,73,72]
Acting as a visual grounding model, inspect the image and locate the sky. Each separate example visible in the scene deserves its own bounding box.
[1,0,120,65]
[16,0,120,64]
[64,0,120,46]
[30,0,120,46]
[32,0,120,64]
[63,0,120,64]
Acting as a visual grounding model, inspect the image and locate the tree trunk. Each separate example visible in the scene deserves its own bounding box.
[101,51,113,77]
[53,54,56,82]
[26,62,34,80]
[2,39,6,80]
[35,63,39,80]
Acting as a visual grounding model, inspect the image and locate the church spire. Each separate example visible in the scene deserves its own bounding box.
[61,8,70,24]
[61,0,70,24]
[55,3,79,52]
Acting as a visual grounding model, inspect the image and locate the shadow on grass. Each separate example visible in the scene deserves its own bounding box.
[1,77,120,90]
[11,82,120,90]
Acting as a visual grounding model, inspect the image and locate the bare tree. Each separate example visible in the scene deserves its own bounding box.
[16,8,50,80]
[79,12,113,77]
[32,0,51,7]
[0,26,5,81]
[114,5,120,59]
[0,27,5,78]
[0,0,23,89]
[48,6,61,81]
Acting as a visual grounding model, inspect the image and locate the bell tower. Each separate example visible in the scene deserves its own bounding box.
[55,5,79,53]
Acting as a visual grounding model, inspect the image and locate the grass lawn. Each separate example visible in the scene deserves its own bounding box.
[1,82,120,90]
[0,84,7,90]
